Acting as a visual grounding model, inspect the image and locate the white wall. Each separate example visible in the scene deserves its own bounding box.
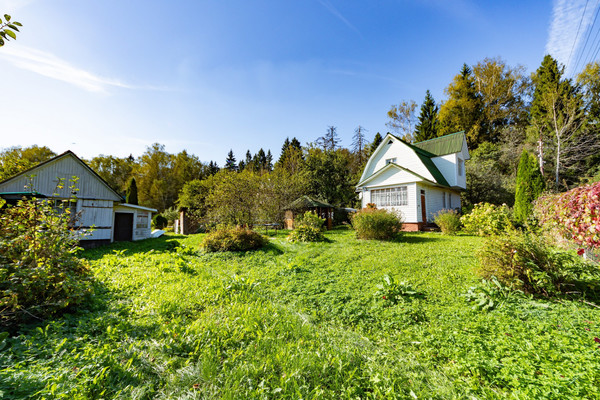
[418,184,462,222]
[365,182,417,223]
[432,153,457,187]
[77,199,113,241]
[113,205,153,241]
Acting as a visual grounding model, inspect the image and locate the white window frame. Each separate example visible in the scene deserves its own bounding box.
[385,157,397,165]
[371,186,407,207]
[458,158,463,176]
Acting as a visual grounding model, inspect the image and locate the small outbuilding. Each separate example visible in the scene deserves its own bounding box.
[284,195,334,230]
[0,150,157,247]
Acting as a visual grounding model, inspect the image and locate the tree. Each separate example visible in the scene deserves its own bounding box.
[0,14,22,47]
[352,126,368,163]
[224,150,237,172]
[414,90,439,142]
[207,161,220,176]
[514,150,545,224]
[0,146,56,181]
[125,177,139,205]
[88,154,136,194]
[316,126,341,151]
[303,147,355,206]
[135,143,175,211]
[438,63,484,147]
[369,132,383,154]
[386,100,417,142]
[275,138,304,174]
[205,170,260,226]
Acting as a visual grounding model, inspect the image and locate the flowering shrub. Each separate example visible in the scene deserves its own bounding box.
[460,202,512,236]
[0,198,94,327]
[351,208,403,240]
[433,209,461,235]
[201,226,268,252]
[535,182,600,250]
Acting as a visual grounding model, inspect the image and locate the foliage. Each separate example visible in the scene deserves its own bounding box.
[0,145,56,181]
[125,177,138,205]
[201,226,268,252]
[386,100,418,142]
[287,211,326,242]
[375,275,422,305]
[535,181,600,250]
[414,90,439,142]
[0,198,93,327]
[464,276,523,311]
[433,209,461,235]
[160,206,179,225]
[303,147,356,207]
[152,214,168,229]
[514,150,545,224]
[460,202,512,236]
[0,14,22,47]
[88,154,135,194]
[316,126,341,151]
[351,208,403,240]
[224,149,237,171]
[477,230,600,296]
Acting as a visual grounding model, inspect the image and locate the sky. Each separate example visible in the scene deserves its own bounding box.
[0,0,593,165]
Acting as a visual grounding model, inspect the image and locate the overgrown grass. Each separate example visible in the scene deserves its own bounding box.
[1,231,599,399]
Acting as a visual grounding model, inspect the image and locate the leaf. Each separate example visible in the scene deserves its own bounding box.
[13,22,22,27]
[0,38,3,47]
[4,14,10,22]
[4,29,16,40]
[8,24,19,32]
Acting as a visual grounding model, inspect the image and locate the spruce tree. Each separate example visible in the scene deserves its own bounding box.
[224,150,237,171]
[125,177,138,205]
[514,150,545,224]
[369,132,383,153]
[414,90,439,142]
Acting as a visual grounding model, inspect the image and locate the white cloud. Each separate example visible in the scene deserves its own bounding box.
[546,0,596,73]
[0,45,136,93]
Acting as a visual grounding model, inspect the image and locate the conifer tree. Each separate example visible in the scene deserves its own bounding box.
[266,150,273,171]
[369,132,383,153]
[224,150,237,171]
[414,90,439,142]
[125,177,138,205]
[514,150,545,224]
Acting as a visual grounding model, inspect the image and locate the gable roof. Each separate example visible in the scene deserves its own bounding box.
[412,131,466,156]
[0,150,124,201]
[357,162,446,188]
[286,195,333,210]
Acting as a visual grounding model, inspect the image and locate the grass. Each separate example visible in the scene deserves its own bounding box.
[1,229,599,399]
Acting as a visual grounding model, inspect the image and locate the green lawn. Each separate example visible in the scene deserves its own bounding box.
[1,230,599,399]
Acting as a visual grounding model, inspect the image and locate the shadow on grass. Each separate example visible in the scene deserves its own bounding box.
[394,233,444,244]
[82,235,189,261]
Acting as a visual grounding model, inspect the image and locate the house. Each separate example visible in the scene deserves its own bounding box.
[356,131,470,231]
[0,150,157,247]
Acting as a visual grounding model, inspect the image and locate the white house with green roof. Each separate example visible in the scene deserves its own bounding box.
[356,131,470,231]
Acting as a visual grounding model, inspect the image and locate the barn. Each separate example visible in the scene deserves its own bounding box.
[0,150,156,247]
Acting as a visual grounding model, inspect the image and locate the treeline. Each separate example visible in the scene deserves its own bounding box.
[3,55,600,216]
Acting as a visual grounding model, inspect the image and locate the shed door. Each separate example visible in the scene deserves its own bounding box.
[114,212,133,241]
[420,190,427,223]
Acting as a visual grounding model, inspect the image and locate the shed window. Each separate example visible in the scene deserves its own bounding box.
[385,157,397,165]
[371,187,407,207]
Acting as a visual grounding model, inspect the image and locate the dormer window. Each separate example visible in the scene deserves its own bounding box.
[386,158,397,165]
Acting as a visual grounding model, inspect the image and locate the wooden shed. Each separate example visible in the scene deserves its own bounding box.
[0,151,156,248]
[284,195,334,230]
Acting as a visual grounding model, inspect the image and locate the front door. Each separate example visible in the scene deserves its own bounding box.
[114,212,133,241]
[420,190,427,223]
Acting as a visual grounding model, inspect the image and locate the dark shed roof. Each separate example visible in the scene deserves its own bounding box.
[286,195,333,210]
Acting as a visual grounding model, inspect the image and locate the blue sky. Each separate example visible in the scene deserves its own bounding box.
[0,0,586,165]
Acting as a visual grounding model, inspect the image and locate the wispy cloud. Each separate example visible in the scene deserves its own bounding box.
[0,45,165,93]
[546,0,596,73]
[316,0,363,38]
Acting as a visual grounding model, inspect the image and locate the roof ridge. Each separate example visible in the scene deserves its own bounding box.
[413,130,464,145]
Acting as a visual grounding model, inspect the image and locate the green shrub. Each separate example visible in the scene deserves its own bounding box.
[0,198,94,327]
[477,230,600,296]
[288,211,325,242]
[433,209,461,235]
[351,208,403,240]
[152,214,168,229]
[201,226,268,252]
[460,202,512,236]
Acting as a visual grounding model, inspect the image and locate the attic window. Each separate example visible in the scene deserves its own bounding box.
[385,158,397,165]
[387,140,393,145]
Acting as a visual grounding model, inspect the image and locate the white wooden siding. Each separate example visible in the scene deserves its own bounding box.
[362,137,435,182]
[418,184,461,222]
[363,167,423,188]
[113,205,153,241]
[0,154,121,201]
[432,153,457,187]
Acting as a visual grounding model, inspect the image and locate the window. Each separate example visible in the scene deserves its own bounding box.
[449,193,452,208]
[371,187,407,207]
[458,158,463,176]
[385,157,397,165]
[442,192,446,208]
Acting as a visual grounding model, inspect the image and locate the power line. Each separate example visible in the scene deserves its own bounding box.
[573,0,600,75]
[566,0,590,74]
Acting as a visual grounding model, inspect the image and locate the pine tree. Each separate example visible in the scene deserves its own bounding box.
[369,132,383,153]
[352,125,368,165]
[125,177,138,205]
[414,90,439,142]
[514,150,545,224]
[224,150,237,172]
[266,150,273,171]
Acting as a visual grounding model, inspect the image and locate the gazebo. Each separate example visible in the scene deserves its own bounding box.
[284,195,334,230]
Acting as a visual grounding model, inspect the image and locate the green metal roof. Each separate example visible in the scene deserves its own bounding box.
[413,131,465,156]
[286,195,333,210]
[392,138,451,187]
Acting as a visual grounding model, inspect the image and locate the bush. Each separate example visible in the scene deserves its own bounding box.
[201,227,268,252]
[535,182,600,251]
[351,208,403,240]
[460,202,512,236]
[433,209,461,235]
[152,214,168,229]
[288,211,325,242]
[0,198,93,327]
[477,230,600,296]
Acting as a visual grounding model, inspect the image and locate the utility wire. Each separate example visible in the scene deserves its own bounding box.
[573,0,600,75]
[566,0,590,74]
